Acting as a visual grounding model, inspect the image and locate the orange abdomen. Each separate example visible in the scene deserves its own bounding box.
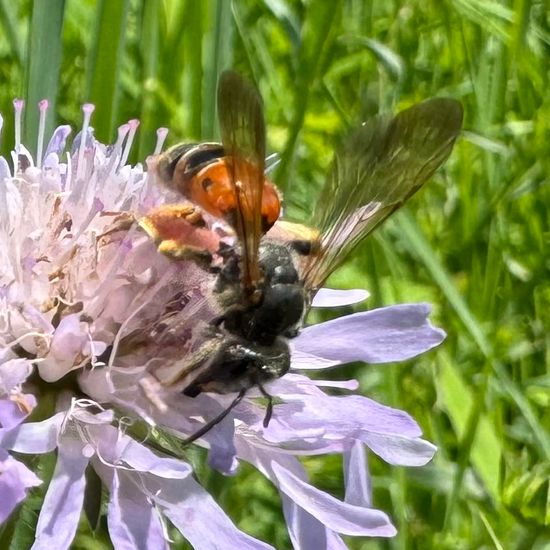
[189,159,281,231]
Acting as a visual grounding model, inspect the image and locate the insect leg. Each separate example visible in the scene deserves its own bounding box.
[181,388,247,446]
[257,382,274,428]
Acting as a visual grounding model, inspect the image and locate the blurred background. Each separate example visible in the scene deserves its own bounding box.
[0,0,548,548]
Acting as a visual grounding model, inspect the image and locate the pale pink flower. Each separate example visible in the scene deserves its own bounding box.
[0,100,443,548]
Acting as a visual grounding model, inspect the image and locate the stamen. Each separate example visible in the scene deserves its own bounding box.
[36,99,48,169]
[76,103,95,181]
[0,113,3,150]
[13,99,24,154]
[120,118,140,167]
[153,127,168,155]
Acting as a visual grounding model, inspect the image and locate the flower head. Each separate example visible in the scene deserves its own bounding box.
[0,100,444,548]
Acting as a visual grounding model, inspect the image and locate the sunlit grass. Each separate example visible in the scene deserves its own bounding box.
[0,0,548,548]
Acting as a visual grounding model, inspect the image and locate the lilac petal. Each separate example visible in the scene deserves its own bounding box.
[147,474,273,549]
[274,392,422,439]
[106,469,169,550]
[38,313,88,382]
[0,155,12,179]
[70,127,95,156]
[1,413,64,453]
[206,415,239,475]
[42,152,60,170]
[272,462,396,537]
[44,125,71,158]
[290,349,337,370]
[344,441,372,507]
[95,431,192,479]
[0,449,42,524]
[0,395,36,431]
[0,172,22,230]
[249,377,433,462]
[361,432,436,466]
[293,303,445,366]
[0,358,33,393]
[32,438,89,550]
[281,495,348,550]
[312,288,369,308]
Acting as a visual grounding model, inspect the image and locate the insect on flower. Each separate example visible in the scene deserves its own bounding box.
[140,71,463,443]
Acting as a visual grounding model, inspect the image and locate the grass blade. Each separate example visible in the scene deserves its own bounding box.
[0,0,24,67]
[86,0,130,143]
[136,0,162,159]
[24,0,65,154]
[202,0,234,139]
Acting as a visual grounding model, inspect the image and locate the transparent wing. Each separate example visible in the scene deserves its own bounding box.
[303,97,463,289]
[217,70,266,295]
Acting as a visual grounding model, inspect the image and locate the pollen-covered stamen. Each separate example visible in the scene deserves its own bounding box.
[0,113,4,145]
[13,98,24,155]
[153,127,169,155]
[120,118,140,168]
[76,103,95,181]
[36,99,49,169]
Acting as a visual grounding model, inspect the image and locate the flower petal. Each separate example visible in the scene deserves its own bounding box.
[1,413,64,454]
[38,314,89,382]
[272,462,396,537]
[205,415,239,475]
[269,382,423,439]
[344,441,372,507]
[95,429,192,479]
[104,468,169,550]
[361,432,436,466]
[293,303,445,366]
[147,475,273,549]
[0,449,42,524]
[281,495,348,550]
[0,395,36,431]
[0,358,34,394]
[312,288,369,308]
[33,438,89,550]
[44,125,72,158]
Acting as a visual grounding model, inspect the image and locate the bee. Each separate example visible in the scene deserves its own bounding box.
[140,71,463,443]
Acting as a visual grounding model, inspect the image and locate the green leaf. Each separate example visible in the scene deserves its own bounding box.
[438,353,502,501]
[504,462,550,527]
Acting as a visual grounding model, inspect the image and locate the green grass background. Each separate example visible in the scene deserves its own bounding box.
[0,0,548,549]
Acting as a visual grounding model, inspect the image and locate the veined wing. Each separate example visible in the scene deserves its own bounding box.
[217,70,266,297]
[302,97,463,290]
